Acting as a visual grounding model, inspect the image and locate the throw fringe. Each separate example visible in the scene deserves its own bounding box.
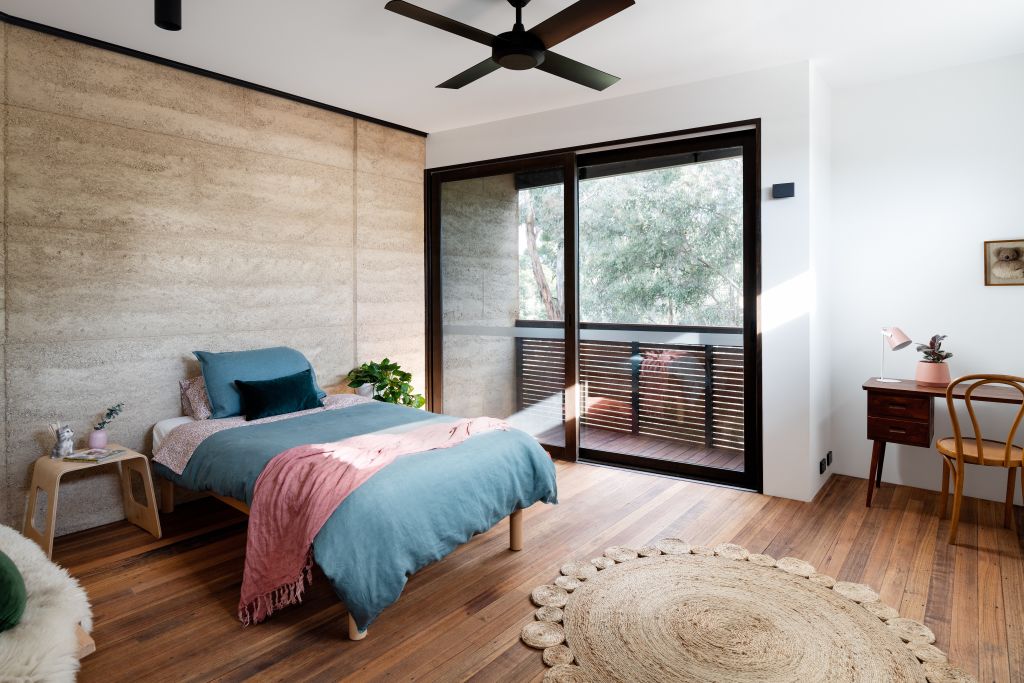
[238,550,315,626]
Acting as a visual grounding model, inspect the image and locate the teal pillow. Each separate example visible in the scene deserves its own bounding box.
[193,347,327,419]
[0,550,26,632]
[235,369,324,421]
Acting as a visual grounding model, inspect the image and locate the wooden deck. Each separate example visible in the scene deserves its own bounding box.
[536,425,744,471]
[54,465,1024,682]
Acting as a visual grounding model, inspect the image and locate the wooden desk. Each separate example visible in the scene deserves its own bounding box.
[862,378,1023,507]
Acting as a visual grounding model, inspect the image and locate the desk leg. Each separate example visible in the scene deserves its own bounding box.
[875,444,886,488]
[866,440,887,507]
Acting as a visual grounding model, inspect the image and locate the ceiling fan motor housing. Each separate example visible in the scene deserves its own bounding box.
[493,30,546,70]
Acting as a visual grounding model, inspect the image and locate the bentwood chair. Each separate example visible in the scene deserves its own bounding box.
[937,374,1024,544]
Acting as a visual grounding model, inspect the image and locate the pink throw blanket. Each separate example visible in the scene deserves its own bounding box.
[238,416,510,626]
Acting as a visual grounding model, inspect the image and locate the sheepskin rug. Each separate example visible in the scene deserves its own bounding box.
[0,524,93,683]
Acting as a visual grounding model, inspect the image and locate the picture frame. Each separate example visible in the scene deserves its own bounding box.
[984,239,1024,286]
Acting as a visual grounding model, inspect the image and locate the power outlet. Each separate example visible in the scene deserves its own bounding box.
[826,451,833,467]
[818,458,826,475]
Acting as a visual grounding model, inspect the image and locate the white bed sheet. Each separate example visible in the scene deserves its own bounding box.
[153,416,195,453]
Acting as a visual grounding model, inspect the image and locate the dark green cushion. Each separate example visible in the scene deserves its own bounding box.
[0,550,26,632]
[234,368,324,421]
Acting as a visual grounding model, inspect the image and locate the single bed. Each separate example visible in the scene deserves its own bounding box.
[151,396,558,640]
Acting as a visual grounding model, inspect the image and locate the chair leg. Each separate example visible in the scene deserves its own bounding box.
[1007,468,1018,529]
[939,459,950,519]
[948,463,965,545]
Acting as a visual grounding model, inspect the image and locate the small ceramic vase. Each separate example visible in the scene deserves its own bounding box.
[88,428,109,449]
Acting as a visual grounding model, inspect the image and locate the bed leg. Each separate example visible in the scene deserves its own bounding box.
[509,508,523,551]
[348,613,367,641]
[159,478,175,514]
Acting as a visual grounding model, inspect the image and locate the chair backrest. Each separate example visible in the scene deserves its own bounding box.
[945,374,1024,467]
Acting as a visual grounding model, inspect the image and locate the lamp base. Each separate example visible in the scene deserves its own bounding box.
[875,377,902,383]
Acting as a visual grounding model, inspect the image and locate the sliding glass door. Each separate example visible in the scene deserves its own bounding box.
[429,157,576,457]
[427,128,759,490]
[574,132,757,486]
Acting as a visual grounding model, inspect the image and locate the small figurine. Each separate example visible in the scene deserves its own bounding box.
[48,422,75,460]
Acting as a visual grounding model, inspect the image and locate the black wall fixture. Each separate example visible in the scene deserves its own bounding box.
[155,0,181,31]
[771,182,795,199]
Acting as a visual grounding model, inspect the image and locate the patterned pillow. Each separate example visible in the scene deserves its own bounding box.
[179,376,212,420]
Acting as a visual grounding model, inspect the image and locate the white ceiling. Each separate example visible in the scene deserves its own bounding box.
[3,0,1024,133]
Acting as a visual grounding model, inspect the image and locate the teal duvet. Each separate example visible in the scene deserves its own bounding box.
[153,401,558,630]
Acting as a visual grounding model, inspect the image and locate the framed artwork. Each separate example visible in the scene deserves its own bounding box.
[984,239,1024,286]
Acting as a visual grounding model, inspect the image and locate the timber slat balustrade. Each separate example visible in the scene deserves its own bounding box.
[518,333,745,455]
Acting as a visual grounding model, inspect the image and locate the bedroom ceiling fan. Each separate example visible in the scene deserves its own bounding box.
[385,0,635,91]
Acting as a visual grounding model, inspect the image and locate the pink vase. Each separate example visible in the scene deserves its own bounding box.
[88,429,108,449]
[915,362,951,387]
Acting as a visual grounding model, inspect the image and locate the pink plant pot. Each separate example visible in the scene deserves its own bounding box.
[915,361,951,387]
[88,429,108,449]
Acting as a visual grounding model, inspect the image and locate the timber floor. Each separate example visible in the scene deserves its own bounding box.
[537,425,744,471]
[53,463,1024,682]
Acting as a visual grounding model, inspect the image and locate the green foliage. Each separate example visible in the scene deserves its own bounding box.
[94,402,124,431]
[916,334,953,363]
[519,157,744,327]
[347,358,426,409]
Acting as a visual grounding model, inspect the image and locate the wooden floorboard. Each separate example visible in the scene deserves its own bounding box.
[53,464,1023,682]
[538,425,745,471]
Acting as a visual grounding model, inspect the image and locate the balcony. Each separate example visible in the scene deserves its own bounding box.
[516,322,745,472]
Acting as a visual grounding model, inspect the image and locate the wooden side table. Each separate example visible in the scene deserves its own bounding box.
[22,445,162,558]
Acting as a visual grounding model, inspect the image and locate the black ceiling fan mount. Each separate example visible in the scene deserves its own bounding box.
[385,0,635,91]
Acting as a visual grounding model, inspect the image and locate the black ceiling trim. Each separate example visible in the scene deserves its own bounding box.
[0,12,429,138]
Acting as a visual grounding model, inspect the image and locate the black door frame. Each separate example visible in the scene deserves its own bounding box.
[424,121,762,492]
[425,153,580,461]
[573,129,760,490]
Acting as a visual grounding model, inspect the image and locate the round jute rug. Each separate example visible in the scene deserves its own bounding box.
[521,541,975,683]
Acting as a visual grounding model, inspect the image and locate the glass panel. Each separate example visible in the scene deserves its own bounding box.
[579,149,744,326]
[440,170,566,451]
[577,148,745,471]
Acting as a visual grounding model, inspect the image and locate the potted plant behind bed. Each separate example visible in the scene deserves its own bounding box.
[915,334,953,387]
[347,359,426,408]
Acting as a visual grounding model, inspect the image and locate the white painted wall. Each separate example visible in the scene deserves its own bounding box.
[429,62,828,501]
[809,65,833,493]
[830,52,1024,503]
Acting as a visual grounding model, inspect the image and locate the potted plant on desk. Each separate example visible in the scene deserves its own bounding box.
[915,335,953,387]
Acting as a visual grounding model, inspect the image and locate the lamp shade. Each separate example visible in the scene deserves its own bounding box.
[881,326,912,351]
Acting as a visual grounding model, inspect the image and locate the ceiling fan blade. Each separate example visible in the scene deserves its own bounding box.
[530,0,635,49]
[437,59,501,89]
[385,0,494,47]
[536,51,620,91]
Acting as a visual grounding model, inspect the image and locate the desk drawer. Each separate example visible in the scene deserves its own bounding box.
[867,393,931,422]
[868,417,932,447]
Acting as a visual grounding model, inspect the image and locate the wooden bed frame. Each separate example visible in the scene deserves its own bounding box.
[158,477,524,640]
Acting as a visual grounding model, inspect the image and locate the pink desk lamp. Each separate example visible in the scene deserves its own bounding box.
[878,327,912,383]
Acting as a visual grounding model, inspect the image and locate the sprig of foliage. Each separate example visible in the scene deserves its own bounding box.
[95,402,125,431]
[347,359,426,409]
[916,335,953,363]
